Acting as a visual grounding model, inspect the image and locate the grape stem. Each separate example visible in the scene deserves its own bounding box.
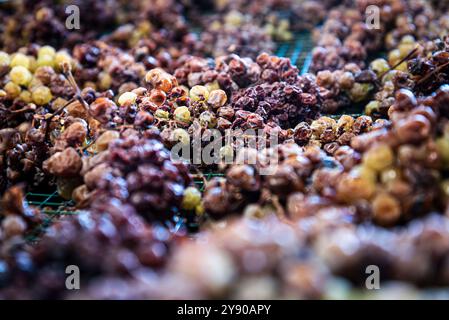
[416,61,449,86]
[379,46,419,80]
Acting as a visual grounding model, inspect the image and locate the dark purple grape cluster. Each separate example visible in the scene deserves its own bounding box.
[79,131,192,222]
[174,52,300,92]
[231,79,322,129]
[0,204,178,299]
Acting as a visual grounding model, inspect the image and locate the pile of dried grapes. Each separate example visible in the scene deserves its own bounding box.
[1,0,449,299]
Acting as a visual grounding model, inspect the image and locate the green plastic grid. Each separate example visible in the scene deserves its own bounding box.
[275,31,314,74]
[25,190,77,215]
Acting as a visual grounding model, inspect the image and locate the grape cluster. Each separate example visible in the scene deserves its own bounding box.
[0,205,179,299]
[408,37,449,95]
[67,215,331,299]
[308,0,449,112]
[0,0,122,52]
[317,86,448,227]
[184,11,275,60]
[294,114,377,151]
[313,213,449,287]
[174,52,301,91]
[102,59,323,166]
[0,126,51,193]
[76,130,193,222]
[0,47,75,115]
[204,0,330,38]
[202,143,345,219]
[231,78,322,129]
[73,41,146,93]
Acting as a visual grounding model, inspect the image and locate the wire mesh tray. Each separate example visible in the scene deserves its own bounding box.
[275,32,314,75]
[26,191,77,215]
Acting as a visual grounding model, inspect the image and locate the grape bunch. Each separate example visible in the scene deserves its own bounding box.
[183,11,275,60]
[0,205,179,299]
[76,130,194,222]
[68,215,331,299]
[73,41,146,94]
[312,213,449,287]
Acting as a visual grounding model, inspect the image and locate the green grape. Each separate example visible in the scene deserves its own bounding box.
[94,130,120,152]
[174,106,191,123]
[348,83,372,103]
[28,76,44,90]
[224,10,244,26]
[9,66,33,86]
[54,51,73,70]
[205,81,220,92]
[436,136,449,167]
[118,91,137,106]
[381,70,398,85]
[10,53,30,69]
[440,180,449,197]
[398,43,415,58]
[181,187,202,210]
[173,128,190,145]
[199,111,217,128]
[4,81,21,98]
[195,203,205,216]
[37,54,55,68]
[400,35,415,45]
[32,85,53,105]
[220,145,234,161]
[388,49,401,66]
[395,62,408,72]
[38,45,56,58]
[350,164,377,183]
[362,144,394,171]
[380,168,399,184]
[28,56,38,72]
[370,58,390,76]
[99,72,112,90]
[155,109,169,119]
[0,51,10,67]
[190,85,209,101]
[19,90,32,103]
[365,100,380,116]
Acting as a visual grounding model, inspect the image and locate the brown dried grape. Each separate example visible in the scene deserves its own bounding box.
[336,174,375,203]
[43,147,82,178]
[395,115,431,144]
[372,192,402,226]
